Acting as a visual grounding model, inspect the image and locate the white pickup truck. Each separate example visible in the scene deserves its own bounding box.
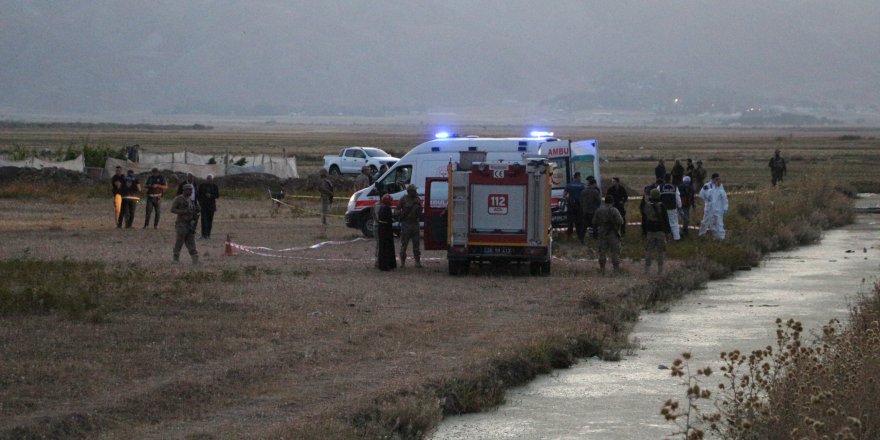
[323,147,400,176]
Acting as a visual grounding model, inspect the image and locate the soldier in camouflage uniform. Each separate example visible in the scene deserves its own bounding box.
[170,184,200,264]
[396,184,423,268]
[593,195,624,274]
[641,188,671,274]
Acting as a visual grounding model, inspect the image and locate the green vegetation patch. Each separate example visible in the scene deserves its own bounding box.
[0,259,144,322]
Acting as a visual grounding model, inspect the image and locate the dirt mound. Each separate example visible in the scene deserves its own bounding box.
[0,166,99,185]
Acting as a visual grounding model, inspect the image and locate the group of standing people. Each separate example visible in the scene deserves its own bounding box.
[111,167,220,264]
[563,157,729,275]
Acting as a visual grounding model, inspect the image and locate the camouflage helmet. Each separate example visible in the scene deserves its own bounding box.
[406,184,417,192]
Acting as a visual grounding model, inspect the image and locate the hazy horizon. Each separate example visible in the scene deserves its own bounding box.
[2,1,879,124]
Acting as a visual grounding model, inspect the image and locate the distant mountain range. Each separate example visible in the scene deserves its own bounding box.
[2,1,878,118]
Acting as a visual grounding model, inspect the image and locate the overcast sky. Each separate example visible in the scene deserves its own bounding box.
[1,1,878,119]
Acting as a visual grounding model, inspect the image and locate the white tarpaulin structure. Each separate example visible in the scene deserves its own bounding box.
[103,152,298,180]
[0,154,85,171]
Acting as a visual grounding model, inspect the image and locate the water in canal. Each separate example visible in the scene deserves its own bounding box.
[432,199,880,440]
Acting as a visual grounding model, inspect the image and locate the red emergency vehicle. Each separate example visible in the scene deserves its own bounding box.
[423,158,553,275]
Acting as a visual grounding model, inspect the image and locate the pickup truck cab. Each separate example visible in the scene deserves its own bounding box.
[323,147,399,176]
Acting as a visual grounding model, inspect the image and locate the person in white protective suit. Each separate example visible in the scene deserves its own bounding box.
[698,173,729,240]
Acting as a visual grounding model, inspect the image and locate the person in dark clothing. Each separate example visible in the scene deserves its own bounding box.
[120,170,142,228]
[111,166,126,228]
[176,173,197,201]
[693,160,707,191]
[641,188,672,274]
[685,159,695,183]
[769,149,787,186]
[654,160,667,181]
[606,177,629,237]
[563,172,586,238]
[579,176,602,242]
[197,174,220,239]
[143,168,168,229]
[678,176,696,237]
[671,160,685,185]
[376,194,397,271]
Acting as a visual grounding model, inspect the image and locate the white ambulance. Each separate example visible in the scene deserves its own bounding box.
[343,133,600,236]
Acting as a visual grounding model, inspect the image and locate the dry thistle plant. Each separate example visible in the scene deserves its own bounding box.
[663,283,880,440]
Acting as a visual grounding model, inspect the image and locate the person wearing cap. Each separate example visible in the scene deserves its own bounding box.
[396,183,423,268]
[641,187,671,274]
[111,166,126,228]
[606,177,629,237]
[318,169,334,225]
[143,168,168,229]
[578,175,601,243]
[698,173,728,240]
[678,175,696,237]
[593,195,624,274]
[197,174,220,239]
[170,183,200,264]
[375,194,397,271]
[119,169,142,228]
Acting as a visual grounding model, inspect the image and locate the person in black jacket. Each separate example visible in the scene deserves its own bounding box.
[197,174,220,239]
[376,194,397,271]
[606,177,629,237]
[641,188,671,274]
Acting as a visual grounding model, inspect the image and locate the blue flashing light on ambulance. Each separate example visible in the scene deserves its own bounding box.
[344,132,601,237]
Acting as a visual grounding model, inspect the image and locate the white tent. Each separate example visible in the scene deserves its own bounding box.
[0,154,85,171]
[104,153,299,180]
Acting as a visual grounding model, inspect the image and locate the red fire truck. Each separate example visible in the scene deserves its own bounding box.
[423,157,553,275]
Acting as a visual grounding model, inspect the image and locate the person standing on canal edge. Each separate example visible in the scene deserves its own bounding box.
[143,168,168,229]
[594,195,624,274]
[698,173,729,240]
[678,176,695,238]
[659,175,682,241]
[579,175,602,243]
[769,149,787,186]
[197,174,219,239]
[641,188,671,274]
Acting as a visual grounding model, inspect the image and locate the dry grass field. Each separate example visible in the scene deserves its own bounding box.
[0,124,877,438]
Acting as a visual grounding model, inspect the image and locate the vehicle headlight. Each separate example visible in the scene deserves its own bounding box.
[348,192,358,211]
